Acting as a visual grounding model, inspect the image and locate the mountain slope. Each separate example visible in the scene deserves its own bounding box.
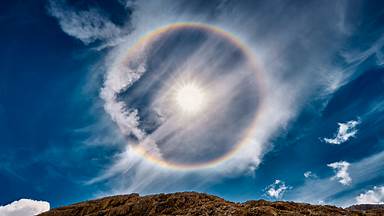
[39,192,383,216]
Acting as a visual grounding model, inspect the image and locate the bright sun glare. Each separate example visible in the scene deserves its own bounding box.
[175,83,206,114]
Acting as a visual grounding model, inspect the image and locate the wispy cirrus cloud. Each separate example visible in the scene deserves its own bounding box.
[341,35,384,66]
[47,0,131,47]
[323,120,360,145]
[47,0,365,197]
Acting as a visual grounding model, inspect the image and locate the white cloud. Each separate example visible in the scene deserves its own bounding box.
[356,186,384,204]
[304,171,317,179]
[47,0,126,45]
[327,161,352,185]
[0,199,50,216]
[287,150,384,206]
[98,49,148,142]
[266,180,291,199]
[323,120,360,145]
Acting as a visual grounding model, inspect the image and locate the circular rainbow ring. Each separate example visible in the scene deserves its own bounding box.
[118,22,265,170]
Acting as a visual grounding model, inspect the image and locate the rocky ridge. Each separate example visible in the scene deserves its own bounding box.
[39,192,384,216]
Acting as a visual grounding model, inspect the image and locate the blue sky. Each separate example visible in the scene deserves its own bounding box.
[1,0,384,214]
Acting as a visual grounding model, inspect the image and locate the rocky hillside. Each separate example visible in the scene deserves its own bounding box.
[347,204,384,215]
[39,192,383,216]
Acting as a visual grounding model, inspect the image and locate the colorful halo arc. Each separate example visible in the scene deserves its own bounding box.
[118,22,265,170]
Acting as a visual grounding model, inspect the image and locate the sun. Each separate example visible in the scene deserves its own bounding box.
[175,83,206,114]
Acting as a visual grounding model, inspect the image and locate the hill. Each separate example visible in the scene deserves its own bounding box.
[39,192,383,216]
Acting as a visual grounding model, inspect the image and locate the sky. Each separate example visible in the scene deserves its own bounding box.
[1,0,384,215]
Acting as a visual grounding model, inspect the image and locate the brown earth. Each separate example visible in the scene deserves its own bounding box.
[39,192,384,216]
